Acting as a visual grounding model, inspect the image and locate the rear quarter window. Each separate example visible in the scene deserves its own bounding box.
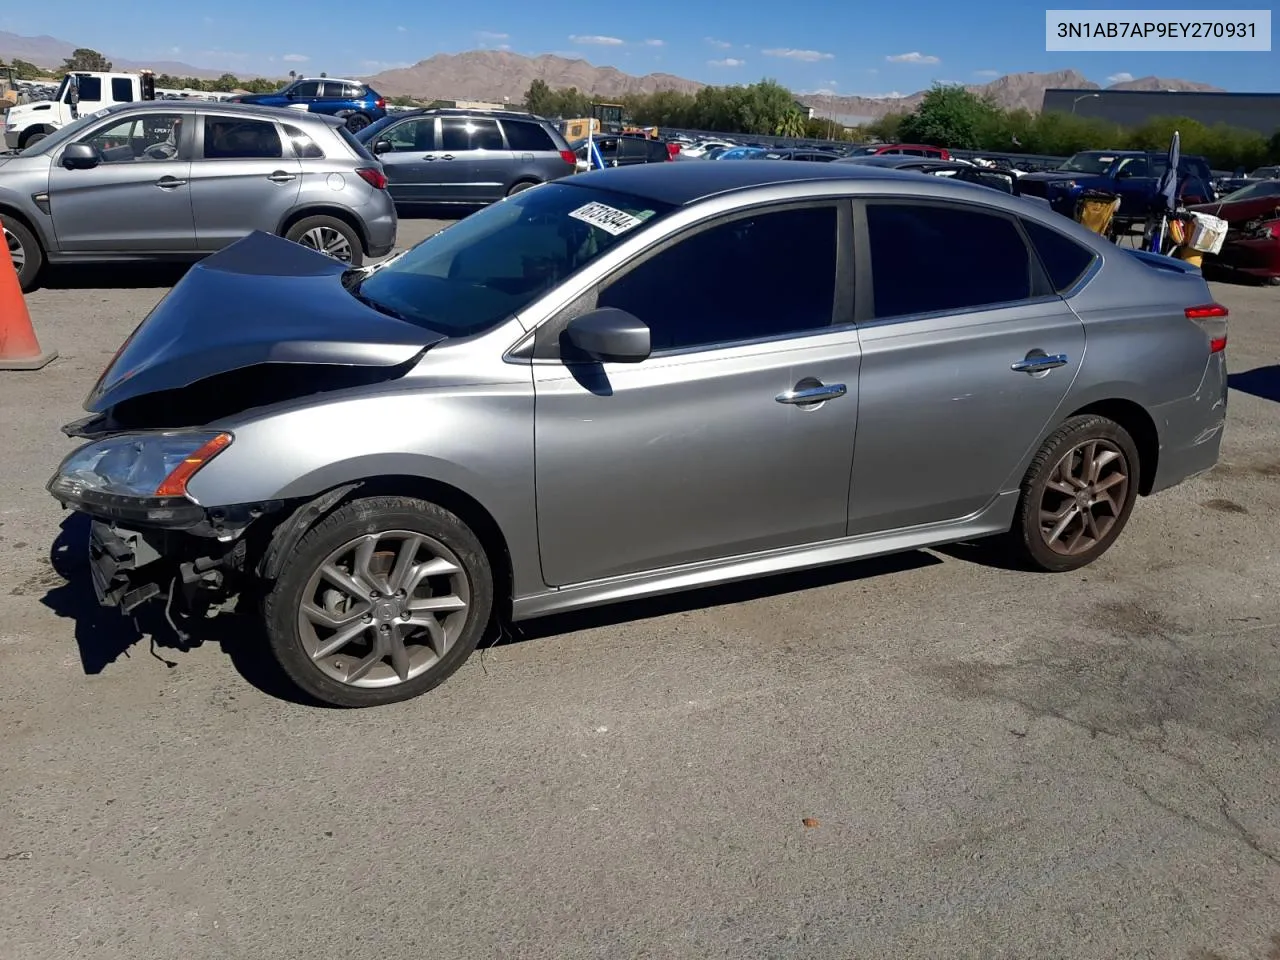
[501,119,556,152]
[338,126,377,162]
[1021,218,1097,293]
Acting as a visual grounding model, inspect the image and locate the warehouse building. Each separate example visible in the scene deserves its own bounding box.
[1043,88,1280,137]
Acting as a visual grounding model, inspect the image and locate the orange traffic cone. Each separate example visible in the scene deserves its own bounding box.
[0,229,55,370]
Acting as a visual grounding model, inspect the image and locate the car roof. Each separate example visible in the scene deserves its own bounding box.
[105,99,346,126]
[293,76,364,85]
[566,159,992,206]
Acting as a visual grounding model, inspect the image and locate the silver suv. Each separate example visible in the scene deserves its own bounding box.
[0,101,397,290]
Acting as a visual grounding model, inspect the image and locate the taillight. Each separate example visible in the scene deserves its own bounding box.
[356,167,388,189]
[1186,302,1228,352]
[559,149,576,166]
[375,97,386,110]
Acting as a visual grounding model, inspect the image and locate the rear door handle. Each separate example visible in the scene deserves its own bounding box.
[1011,353,1069,373]
[776,383,848,405]
[439,154,455,161]
[155,176,186,189]
[266,171,297,183]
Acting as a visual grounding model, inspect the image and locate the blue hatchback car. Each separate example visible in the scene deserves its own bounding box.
[227,77,388,133]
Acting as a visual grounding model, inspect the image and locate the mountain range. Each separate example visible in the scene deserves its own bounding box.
[0,30,1226,119]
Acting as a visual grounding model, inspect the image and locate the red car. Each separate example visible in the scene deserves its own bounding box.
[846,142,951,160]
[1189,179,1280,284]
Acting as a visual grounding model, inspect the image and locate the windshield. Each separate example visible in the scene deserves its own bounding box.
[1058,152,1117,174]
[17,103,129,156]
[1219,180,1280,202]
[355,113,401,142]
[353,182,673,336]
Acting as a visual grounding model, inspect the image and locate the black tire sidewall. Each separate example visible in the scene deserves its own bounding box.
[1015,415,1141,573]
[507,180,537,197]
[0,214,42,291]
[263,497,493,708]
[284,215,364,267]
[345,113,371,132]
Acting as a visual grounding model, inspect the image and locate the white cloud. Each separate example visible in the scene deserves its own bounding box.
[644,39,664,47]
[170,46,181,54]
[886,51,940,64]
[763,48,834,62]
[823,80,838,88]
[477,31,509,40]
[361,60,411,71]
[496,44,512,51]
[708,58,746,67]
[1107,71,1135,83]
[973,69,999,77]
[396,25,407,33]
[805,88,838,96]
[705,37,732,49]
[282,53,309,63]
[569,34,624,46]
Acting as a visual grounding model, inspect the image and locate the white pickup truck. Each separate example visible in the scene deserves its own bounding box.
[4,72,156,150]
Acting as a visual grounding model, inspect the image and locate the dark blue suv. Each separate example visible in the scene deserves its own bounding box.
[227,78,387,133]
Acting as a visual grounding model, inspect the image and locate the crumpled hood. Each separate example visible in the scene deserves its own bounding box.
[85,231,443,413]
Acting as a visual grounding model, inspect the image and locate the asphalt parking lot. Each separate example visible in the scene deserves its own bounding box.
[2,215,1278,960]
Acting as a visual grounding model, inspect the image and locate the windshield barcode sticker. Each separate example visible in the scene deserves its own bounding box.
[568,201,644,236]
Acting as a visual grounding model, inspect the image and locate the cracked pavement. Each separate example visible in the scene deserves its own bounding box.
[1,219,1278,959]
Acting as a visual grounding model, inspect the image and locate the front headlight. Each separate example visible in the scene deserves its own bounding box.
[48,431,232,507]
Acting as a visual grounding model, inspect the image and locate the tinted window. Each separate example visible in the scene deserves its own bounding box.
[347,84,368,98]
[73,76,102,102]
[355,183,673,337]
[1116,156,1149,178]
[597,205,838,352]
[338,126,377,163]
[502,119,555,151]
[283,124,324,159]
[110,78,133,103]
[866,203,1031,319]
[440,117,504,151]
[902,149,925,156]
[78,113,184,163]
[1022,219,1096,293]
[203,117,283,159]
[378,117,434,151]
[290,81,320,98]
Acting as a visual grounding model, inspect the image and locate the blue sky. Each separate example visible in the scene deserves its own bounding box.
[2,2,1276,94]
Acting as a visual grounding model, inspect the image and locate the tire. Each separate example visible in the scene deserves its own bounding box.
[18,130,47,149]
[284,215,363,266]
[1,214,43,292]
[506,179,539,197]
[1006,414,1141,573]
[345,113,372,133]
[263,496,494,708]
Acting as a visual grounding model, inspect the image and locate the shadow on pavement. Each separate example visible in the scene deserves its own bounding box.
[503,550,942,647]
[39,262,193,290]
[39,512,320,706]
[1229,366,1280,404]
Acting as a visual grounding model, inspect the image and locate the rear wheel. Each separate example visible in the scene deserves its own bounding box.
[506,179,539,197]
[263,496,493,708]
[345,113,372,133]
[1007,415,1140,572]
[284,215,363,266]
[1,215,43,291]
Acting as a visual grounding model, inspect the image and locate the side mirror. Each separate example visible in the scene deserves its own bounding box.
[373,139,393,155]
[563,308,650,363]
[61,143,99,169]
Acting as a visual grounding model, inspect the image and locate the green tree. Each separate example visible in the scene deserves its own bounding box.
[863,112,906,143]
[10,59,44,80]
[1269,130,1280,161]
[216,73,240,90]
[62,47,112,72]
[523,79,554,115]
[776,109,807,138]
[898,84,1000,149]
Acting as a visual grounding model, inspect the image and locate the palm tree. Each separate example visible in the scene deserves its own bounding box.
[776,109,807,138]
[289,70,297,80]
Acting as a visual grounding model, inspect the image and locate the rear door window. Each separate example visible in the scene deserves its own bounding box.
[864,202,1034,320]
[110,78,133,103]
[440,117,505,152]
[501,119,556,152]
[1021,218,1097,293]
[202,117,284,159]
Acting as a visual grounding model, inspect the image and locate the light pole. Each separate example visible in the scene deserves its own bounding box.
[1071,93,1101,114]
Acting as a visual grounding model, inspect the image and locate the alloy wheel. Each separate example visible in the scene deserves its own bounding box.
[346,115,370,133]
[298,225,353,262]
[1038,438,1130,556]
[3,226,24,271]
[296,530,471,688]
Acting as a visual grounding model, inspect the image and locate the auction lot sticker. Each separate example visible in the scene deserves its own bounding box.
[1046,9,1271,50]
[569,202,644,236]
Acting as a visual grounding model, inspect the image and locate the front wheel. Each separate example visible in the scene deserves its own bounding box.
[1007,415,1141,572]
[284,215,363,266]
[1,215,43,292]
[263,496,494,707]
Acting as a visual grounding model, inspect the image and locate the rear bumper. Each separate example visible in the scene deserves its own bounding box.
[364,200,397,258]
[1148,351,1228,494]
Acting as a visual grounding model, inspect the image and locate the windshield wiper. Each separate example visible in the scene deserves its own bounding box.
[350,289,412,323]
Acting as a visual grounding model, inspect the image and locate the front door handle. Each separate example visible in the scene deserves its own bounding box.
[155,176,186,189]
[266,171,297,183]
[1011,352,1069,374]
[776,382,848,405]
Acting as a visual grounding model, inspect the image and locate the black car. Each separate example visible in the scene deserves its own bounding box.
[834,155,1051,208]
[751,149,839,162]
[570,133,672,167]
